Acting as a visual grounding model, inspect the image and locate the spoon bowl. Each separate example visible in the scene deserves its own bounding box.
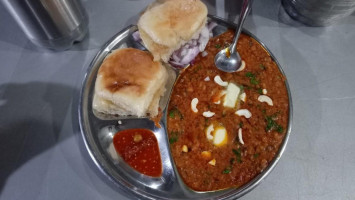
[214,0,253,72]
[214,48,242,73]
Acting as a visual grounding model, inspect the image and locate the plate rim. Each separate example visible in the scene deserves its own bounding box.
[78,15,293,200]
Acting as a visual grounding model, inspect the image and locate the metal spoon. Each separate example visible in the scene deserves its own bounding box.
[214,0,253,72]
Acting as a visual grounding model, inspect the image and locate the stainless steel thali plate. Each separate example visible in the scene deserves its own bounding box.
[79,15,293,200]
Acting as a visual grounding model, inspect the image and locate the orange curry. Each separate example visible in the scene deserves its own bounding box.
[167,30,289,191]
[113,129,162,177]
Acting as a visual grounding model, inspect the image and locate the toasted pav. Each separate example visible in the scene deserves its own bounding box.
[93,48,168,117]
[138,0,208,62]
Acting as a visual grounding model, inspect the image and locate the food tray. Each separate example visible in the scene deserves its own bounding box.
[78,15,293,200]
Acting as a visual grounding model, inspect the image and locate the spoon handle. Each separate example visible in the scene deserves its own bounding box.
[230,0,253,54]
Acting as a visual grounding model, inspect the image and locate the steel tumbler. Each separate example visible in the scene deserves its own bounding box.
[282,0,355,26]
[1,0,88,50]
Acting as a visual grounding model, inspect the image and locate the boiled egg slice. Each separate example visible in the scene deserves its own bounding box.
[213,126,228,147]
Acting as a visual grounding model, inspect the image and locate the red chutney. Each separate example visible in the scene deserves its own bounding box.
[113,129,162,177]
[167,30,289,191]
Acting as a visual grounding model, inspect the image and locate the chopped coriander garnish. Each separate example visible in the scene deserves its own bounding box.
[245,72,254,78]
[266,116,275,131]
[168,110,175,118]
[233,148,242,163]
[253,153,260,158]
[169,137,177,144]
[276,126,284,133]
[245,72,259,85]
[257,88,263,94]
[259,64,266,70]
[233,148,241,156]
[222,168,231,174]
[169,131,180,144]
[239,121,243,128]
[168,108,183,119]
[230,158,235,165]
[265,114,284,133]
[250,77,259,85]
[215,44,221,48]
[239,85,244,91]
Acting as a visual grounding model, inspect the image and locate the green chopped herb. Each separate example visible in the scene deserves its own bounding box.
[259,64,266,70]
[169,131,180,144]
[253,153,260,158]
[233,148,241,156]
[266,116,275,131]
[250,77,259,85]
[265,114,284,133]
[233,148,242,163]
[257,88,263,94]
[276,125,284,133]
[169,110,175,118]
[169,108,184,119]
[222,168,231,174]
[239,85,244,91]
[245,72,255,78]
[215,44,221,48]
[239,121,243,128]
[230,158,235,165]
[262,109,266,114]
[245,72,259,85]
[169,137,177,144]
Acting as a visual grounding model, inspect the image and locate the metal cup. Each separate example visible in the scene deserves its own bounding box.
[282,0,355,26]
[1,0,88,50]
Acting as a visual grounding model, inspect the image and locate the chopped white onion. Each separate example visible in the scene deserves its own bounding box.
[202,51,208,57]
[132,31,141,42]
[172,53,180,62]
[169,22,216,68]
[180,48,187,57]
[198,25,210,52]
[180,46,199,64]
[208,22,218,32]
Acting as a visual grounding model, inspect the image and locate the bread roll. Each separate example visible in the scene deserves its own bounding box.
[93,48,168,117]
[138,0,208,62]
